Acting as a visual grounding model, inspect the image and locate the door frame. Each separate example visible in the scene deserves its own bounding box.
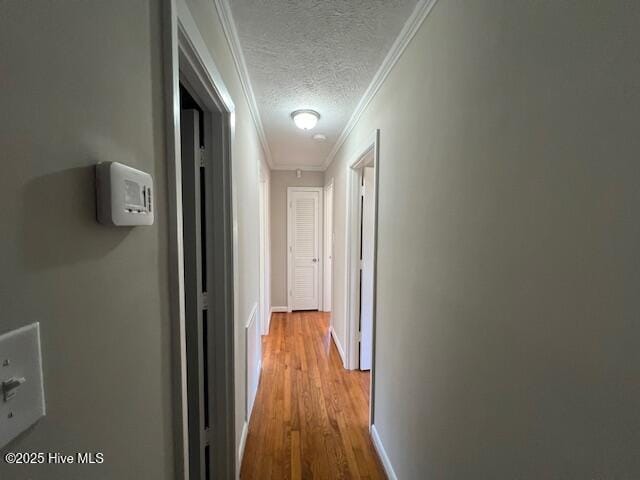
[258,167,271,334]
[344,130,380,426]
[164,1,238,478]
[323,179,334,313]
[286,186,324,313]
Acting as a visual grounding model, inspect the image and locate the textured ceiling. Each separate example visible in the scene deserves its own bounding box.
[228,0,419,169]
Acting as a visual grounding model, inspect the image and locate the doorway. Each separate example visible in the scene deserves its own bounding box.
[287,187,323,311]
[179,85,211,479]
[165,5,237,478]
[359,166,375,370]
[179,81,235,480]
[345,130,380,425]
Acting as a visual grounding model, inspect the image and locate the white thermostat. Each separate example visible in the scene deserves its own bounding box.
[96,162,154,226]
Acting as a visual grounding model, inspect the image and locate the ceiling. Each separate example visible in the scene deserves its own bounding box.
[227,0,420,170]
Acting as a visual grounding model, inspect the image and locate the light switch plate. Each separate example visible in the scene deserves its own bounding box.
[0,323,46,449]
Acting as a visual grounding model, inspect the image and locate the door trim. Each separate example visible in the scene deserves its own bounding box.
[164,1,238,478]
[286,187,324,313]
[344,130,380,428]
[258,167,271,335]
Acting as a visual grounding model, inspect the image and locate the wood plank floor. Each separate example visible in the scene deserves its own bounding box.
[240,311,386,480]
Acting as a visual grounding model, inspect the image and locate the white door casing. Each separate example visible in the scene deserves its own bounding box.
[360,167,375,370]
[288,188,323,311]
[258,177,271,334]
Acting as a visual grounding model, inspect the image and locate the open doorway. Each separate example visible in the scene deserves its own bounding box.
[165,5,237,478]
[345,130,380,426]
[359,165,375,370]
[179,81,235,479]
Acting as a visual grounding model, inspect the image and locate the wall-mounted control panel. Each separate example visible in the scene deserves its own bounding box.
[0,323,46,449]
[96,162,154,226]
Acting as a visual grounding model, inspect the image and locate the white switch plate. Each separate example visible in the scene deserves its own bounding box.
[0,323,46,449]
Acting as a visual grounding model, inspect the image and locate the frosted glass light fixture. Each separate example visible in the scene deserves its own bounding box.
[291,110,320,130]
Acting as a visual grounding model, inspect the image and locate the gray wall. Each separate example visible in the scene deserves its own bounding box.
[270,170,325,307]
[0,0,269,477]
[0,1,173,478]
[326,0,640,478]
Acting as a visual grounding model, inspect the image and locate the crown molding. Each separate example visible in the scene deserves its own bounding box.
[213,0,274,169]
[214,0,438,173]
[322,0,439,171]
[270,164,326,172]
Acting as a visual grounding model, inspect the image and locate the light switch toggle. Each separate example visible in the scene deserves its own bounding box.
[2,376,26,402]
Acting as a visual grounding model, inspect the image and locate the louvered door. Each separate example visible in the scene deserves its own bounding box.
[289,189,321,310]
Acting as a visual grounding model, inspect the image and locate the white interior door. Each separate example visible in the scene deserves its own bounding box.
[289,189,321,311]
[323,183,333,312]
[360,167,375,370]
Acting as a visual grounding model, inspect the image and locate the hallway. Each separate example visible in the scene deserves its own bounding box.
[2,1,640,478]
[240,312,385,479]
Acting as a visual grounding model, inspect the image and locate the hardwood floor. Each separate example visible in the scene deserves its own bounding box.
[240,311,386,480]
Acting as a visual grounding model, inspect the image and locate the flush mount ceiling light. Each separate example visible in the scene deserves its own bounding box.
[312,133,327,142]
[291,109,320,130]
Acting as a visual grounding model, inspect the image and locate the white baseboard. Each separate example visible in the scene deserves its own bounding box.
[246,303,259,421]
[371,424,398,480]
[264,307,272,335]
[270,306,288,313]
[238,420,249,471]
[330,326,347,369]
